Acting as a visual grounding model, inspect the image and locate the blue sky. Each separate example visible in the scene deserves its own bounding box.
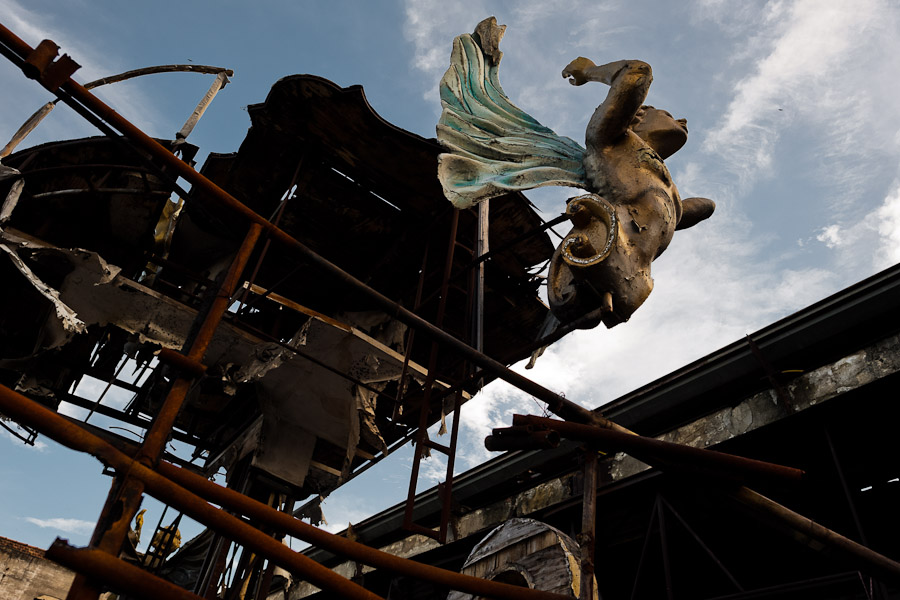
[2,0,900,550]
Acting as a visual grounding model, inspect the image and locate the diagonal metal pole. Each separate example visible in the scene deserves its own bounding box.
[68,224,262,599]
[47,541,206,600]
[0,382,575,600]
[4,22,900,591]
[658,496,743,592]
[0,22,612,436]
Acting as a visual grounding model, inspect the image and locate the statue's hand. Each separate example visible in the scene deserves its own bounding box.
[562,57,597,86]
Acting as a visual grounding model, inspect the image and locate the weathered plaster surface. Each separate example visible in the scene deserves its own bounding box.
[612,333,900,480]
[289,333,900,598]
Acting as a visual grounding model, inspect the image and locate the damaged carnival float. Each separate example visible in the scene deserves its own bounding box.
[1,16,900,600]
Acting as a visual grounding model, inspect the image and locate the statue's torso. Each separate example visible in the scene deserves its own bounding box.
[583,130,682,261]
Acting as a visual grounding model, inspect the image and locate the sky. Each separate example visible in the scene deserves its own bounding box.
[2,0,900,554]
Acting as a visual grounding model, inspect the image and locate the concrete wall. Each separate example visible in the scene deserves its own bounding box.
[0,537,74,600]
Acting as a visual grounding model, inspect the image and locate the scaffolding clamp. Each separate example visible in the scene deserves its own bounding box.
[23,38,80,92]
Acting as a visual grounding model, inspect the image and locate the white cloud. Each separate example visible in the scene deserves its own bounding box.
[817,225,844,249]
[448,211,842,469]
[873,182,900,269]
[0,0,169,148]
[24,516,94,536]
[418,451,448,486]
[809,178,900,273]
[700,0,895,201]
[402,0,492,102]
[400,0,620,138]
[399,0,872,472]
[319,496,380,535]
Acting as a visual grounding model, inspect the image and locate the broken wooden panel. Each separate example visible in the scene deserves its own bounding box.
[0,74,556,510]
[0,230,447,495]
[166,75,553,375]
[447,518,593,600]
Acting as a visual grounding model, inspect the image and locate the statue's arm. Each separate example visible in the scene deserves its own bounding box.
[562,58,652,149]
[676,197,716,230]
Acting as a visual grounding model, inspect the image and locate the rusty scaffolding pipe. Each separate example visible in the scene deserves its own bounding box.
[67,223,263,599]
[4,22,900,591]
[0,22,611,436]
[513,414,900,584]
[157,458,573,600]
[0,382,573,600]
[0,383,378,600]
[722,486,900,585]
[47,541,205,600]
[512,414,805,486]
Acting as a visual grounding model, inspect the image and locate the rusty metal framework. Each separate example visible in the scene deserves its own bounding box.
[1,22,900,600]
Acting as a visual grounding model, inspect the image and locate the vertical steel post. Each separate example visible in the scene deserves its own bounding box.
[403,210,460,539]
[66,223,263,600]
[824,426,888,600]
[629,497,659,600]
[474,200,488,359]
[580,449,598,600]
[657,497,674,600]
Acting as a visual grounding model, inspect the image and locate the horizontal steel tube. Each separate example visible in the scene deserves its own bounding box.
[0,383,381,600]
[0,382,571,600]
[3,26,900,589]
[513,414,805,486]
[46,541,204,600]
[155,461,573,600]
[723,486,900,584]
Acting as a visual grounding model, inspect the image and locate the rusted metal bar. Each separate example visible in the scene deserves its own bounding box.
[82,356,129,424]
[7,27,897,590]
[657,496,674,600]
[722,486,900,584]
[155,461,573,600]
[404,209,461,540]
[466,211,570,271]
[254,560,278,600]
[29,187,170,199]
[157,347,208,378]
[821,423,885,600]
[439,388,464,541]
[236,156,304,315]
[176,223,264,371]
[0,382,573,600]
[658,496,743,592]
[0,383,383,600]
[59,392,200,449]
[580,450,597,600]
[437,239,476,544]
[65,223,262,599]
[629,497,658,600]
[46,540,204,600]
[513,414,805,486]
[0,24,616,437]
[0,419,37,445]
[82,64,233,89]
[473,199,489,354]
[391,239,430,421]
[2,64,230,157]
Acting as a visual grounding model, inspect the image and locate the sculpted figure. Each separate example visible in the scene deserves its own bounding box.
[437,18,714,330]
